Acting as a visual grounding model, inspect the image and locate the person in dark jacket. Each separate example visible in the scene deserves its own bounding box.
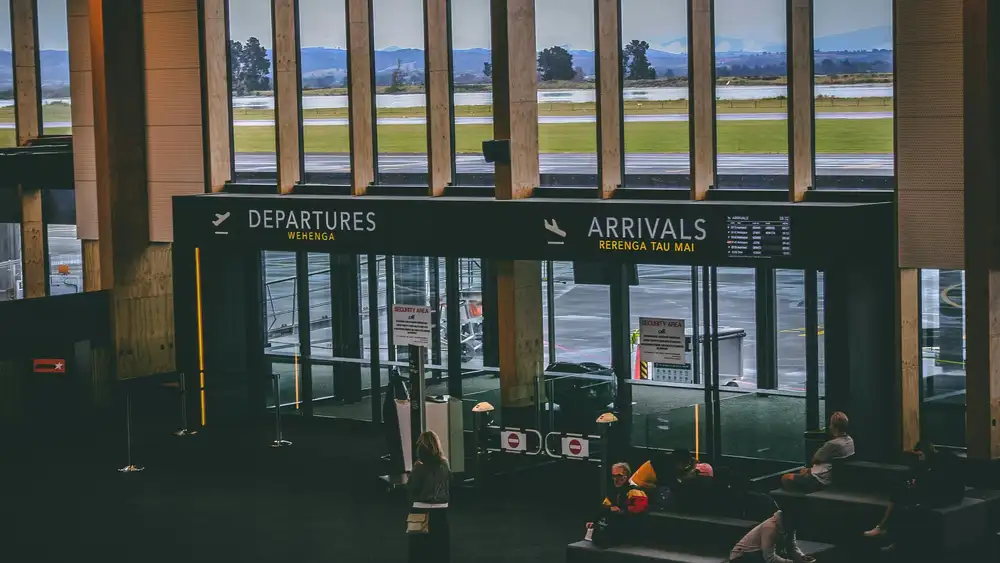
[863,441,964,546]
[408,430,451,563]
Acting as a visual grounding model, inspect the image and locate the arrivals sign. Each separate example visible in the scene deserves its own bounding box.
[173,194,891,268]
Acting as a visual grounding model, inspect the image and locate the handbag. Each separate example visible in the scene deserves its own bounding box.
[406,512,430,534]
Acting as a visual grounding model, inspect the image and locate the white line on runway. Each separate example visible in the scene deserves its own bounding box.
[225,111,892,128]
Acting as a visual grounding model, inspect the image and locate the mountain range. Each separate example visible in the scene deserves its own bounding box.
[0,26,893,90]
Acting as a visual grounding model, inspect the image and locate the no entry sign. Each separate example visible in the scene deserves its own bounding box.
[561,436,590,459]
[501,430,526,452]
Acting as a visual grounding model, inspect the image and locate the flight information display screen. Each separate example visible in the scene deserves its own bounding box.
[725,215,792,259]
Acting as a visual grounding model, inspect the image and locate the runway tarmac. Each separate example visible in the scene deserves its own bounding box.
[237,152,894,176]
[231,111,891,127]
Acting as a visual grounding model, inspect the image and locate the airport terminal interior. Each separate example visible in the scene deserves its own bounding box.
[2,0,1000,562]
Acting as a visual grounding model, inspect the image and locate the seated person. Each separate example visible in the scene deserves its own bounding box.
[729,509,815,563]
[781,412,854,493]
[674,448,715,479]
[863,440,964,547]
[631,450,714,508]
[670,449,716,512]
[586,462,649,547]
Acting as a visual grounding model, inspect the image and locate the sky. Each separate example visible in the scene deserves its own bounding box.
[0,0,891,53]
[0,0,69,51]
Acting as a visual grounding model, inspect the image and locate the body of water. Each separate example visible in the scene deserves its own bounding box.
[0,85,891,110]
[230,84,893,110]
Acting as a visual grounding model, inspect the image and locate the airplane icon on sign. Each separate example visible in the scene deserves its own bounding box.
[213,212,231,235]
[544,219,566,244]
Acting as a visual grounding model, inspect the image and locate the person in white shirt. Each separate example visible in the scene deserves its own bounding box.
[729,510,815,563]
[781,412,855,493]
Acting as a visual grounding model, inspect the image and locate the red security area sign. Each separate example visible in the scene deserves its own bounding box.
[561,436,590,458]
[33,359,66,374]
[501,430,526,452]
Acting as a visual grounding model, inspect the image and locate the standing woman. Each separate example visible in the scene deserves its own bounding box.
[407,430,451,562]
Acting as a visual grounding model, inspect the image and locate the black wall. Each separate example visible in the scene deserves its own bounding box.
[824,264,897,460]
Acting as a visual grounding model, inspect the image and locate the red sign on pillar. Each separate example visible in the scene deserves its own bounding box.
[33,359,66,373]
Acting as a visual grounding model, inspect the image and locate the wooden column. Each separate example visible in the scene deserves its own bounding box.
[346,0,375,195]
[424,0,454,196]
[963,0,1000,460]
[272,0,302,194]
[68,0,100,289]
[895,268,921,450]
[788,0,814,201]
[490,0,539,200]
[595,0,622,198]
[203,0,232,192]
[689,0,715,200]
[89,0,180,379]
[489,0,542,422]
[12,0,45,298]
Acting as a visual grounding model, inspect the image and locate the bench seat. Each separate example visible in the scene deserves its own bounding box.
[837,460,910,491]
[771,488,987,550]
[566,539,836,563]
[632,512,757,551]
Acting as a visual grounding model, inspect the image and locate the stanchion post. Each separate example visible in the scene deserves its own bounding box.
[472,401,495,492]
[408,344,426,463]
[596,412,617,503]
[174,372,197,437]
[118,392,144,473]
[271,372,292,448]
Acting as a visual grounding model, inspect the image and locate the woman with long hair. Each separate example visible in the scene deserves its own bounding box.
[407,430,451,562]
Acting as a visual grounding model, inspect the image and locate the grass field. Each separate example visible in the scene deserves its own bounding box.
[0,97,893,154]
[233,119,893,154]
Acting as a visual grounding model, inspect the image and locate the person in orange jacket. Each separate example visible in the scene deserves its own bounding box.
[586,462,649,547]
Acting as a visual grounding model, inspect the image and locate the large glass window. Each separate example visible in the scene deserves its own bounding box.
[920,269,966,448]
[0,2,15,147]
[717,267,804,462]
[621,0,690,184]
[307,253,333,357]
[452,0,492,175]
[536,1,597,182]
[629,266,702,452]
[38,0,70,136]
[299,0,349,177]
[776,269,805,391]
[262,251,299,356]
[551,261,611,365]
[373,0,427,182]
[228,0,275,173]
[714,0,788,186]
[813,0,894,180]
[47,224,82,296]
[0,223,21,300]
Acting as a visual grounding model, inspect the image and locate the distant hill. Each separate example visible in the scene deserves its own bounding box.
[0,33,894,94]
[0,50,69,90]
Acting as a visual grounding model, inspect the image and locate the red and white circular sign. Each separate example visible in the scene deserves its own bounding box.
[507,433,520,449]
[568,439,582,455]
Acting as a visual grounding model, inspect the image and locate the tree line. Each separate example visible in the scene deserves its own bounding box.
[226,35,892,94]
